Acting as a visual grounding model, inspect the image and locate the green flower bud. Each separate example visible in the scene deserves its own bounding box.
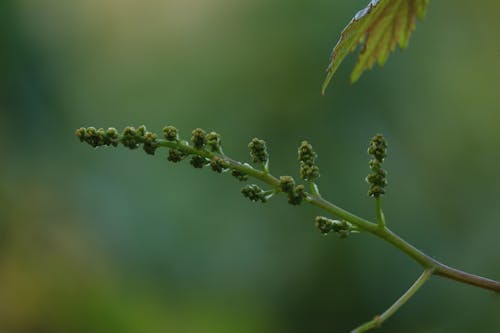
[287,184,305,205]
[279,176,296,193]
[136,125,147,137]
[191,128,207,149]
[163,126,178,141]
[298,141,317,165]
[368,185,386,197]
[210,156,228,173]
[106,127,119,147]
[121,126,139,149]
[298,141,320,181]
[167,149,186,162]
[366,134,388,197]
[206,131,222,152]
[315,216,335,235]
[315,217,355,238]
[300,164,320,182]
[231,170,249,181]
[368,134,387,162]
[190,156,208,169]
[122,126,136,137]
[75,127,86,142]
[96,128,107,146]
[143,132,158,155]
[241,184,267,203]
[248,138,268,164]
[82,127,101,147]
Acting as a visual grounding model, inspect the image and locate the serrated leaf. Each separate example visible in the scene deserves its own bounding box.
[321,0,429,94]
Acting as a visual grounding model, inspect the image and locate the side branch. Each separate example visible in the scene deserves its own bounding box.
[351,269,434,333]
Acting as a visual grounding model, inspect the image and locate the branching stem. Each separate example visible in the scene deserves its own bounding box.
[153,137,500,293]
[78,130,499,333]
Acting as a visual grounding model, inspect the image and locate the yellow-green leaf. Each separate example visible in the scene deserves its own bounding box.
[321,0,429,94]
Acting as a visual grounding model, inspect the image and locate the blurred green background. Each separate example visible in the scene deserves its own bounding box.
[1,0,499,332]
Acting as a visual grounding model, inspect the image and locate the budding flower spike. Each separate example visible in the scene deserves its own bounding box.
[298,140,320,195]
[248,138,269,172]
[366,134,388,228]
[315,216,359,238]
[76,126,500,333]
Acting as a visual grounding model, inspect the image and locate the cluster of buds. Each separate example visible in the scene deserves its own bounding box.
[163,126,179,141]
[248,138,269,167]
[191,128,207,149]
[315,216,356,238]
[75,126,160,155]
[231,170,249,181]
[77,126,391,241]
[279,176,306,205]
[366,134,388,197]
[210,156,229,173]
[241,184,270,203]
[206,131,222,153]
[298,141,320,182]
[190,155,209,169]
[167,149,186,162]
[76,126,323,211]
[75,127,119,148]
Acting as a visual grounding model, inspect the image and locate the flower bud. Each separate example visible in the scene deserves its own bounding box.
[190,156,208,169]
[287,184,305,205]
[366,134,388,197]
[210,156,228,173]
[279,176,296,193]
[167,149,186,162]
[206,131,222,152]
[143,132,158,155]
[248,138,268,164]
[298,141,317,165]
[163,126,178,141]
[231,170,249,181]
[241,184,267,203]
[191,128,207,149]
[121,126,139,149]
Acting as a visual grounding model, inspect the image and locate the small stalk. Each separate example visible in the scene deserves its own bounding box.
[351,269,433,333]
[375,197,386,228]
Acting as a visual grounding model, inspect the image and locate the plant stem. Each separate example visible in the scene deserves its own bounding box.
[83,134,500,333]
[156,138,500,293]
[350,269,434,333]
[375,197,386,228]
[308,194,500,292]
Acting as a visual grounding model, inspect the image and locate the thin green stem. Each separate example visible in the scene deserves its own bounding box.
[351,269,433,333]
[309,181,320,196]
[375,197,386,228]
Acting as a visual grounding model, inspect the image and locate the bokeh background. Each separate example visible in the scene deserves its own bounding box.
[2,0,500,332]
